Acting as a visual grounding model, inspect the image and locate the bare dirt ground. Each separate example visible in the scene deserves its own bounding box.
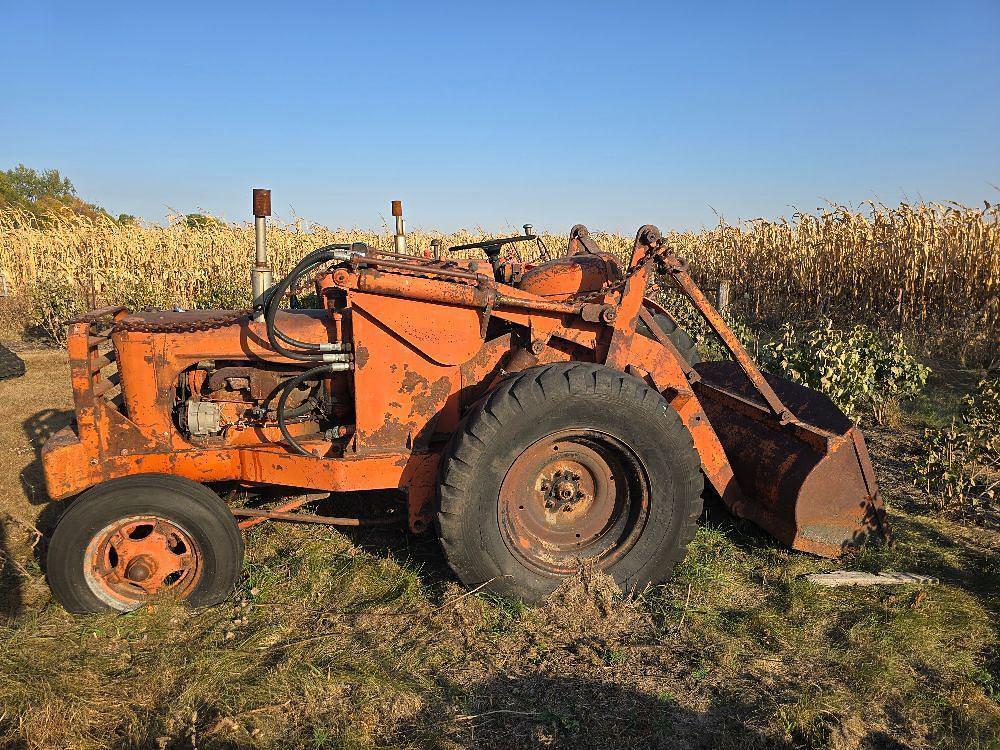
[0,349,997,750]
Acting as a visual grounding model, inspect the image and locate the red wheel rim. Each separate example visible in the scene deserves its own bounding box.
[84,516,203,609]
[498,429,650,575]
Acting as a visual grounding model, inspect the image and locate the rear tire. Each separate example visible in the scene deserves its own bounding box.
[437,363,703,602]
[637,311,701,365]
[47,474,244,613]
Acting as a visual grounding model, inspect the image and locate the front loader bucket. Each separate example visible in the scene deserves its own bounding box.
[693,360,890,556]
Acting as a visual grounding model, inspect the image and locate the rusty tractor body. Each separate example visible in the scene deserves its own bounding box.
[41,193,889,612]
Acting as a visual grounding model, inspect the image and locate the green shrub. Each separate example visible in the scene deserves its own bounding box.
[29,277,85,344]
[758,319,929,423]
[915,377,999,520]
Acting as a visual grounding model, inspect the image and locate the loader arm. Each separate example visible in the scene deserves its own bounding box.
[626,227,891,554]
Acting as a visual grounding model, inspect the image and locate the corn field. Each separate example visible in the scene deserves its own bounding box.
[0,201,996,362]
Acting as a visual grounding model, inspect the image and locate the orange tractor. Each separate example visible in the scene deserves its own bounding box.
[41,190,888,612]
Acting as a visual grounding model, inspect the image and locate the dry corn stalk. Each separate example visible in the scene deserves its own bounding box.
[0,201,995,359]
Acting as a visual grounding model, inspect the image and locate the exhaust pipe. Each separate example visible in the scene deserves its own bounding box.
[392,199,406,254]
[251,188,273,322]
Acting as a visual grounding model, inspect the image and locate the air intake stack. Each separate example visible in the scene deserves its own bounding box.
[392,200,406,255]
[251,188,273,322]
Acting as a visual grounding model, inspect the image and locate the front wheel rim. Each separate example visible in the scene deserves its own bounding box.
[84,515,203,609]
[498,429,651,576]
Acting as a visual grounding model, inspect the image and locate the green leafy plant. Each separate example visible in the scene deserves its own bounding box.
[758,319,929,423]
[915,376,999,521]
[29,277,85,344]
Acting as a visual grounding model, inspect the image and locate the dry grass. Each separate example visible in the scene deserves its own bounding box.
[0,200,996,360]
[0,350,997,749]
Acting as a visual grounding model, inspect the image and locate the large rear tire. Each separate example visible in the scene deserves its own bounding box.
[437,363,703,602]
[47,474,244,613]
[637,311,701,365]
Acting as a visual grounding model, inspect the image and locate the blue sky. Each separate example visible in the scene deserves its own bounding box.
[2,1,998,232]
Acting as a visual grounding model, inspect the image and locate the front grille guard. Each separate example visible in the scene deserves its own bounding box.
[66,306,130,419]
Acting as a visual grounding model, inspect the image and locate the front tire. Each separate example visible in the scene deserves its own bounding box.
[437,363,703,602]
[47,474,244,613]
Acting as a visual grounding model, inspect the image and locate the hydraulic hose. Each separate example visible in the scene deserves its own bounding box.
[275,364,336,457]
[283,395,319,420]
[262,243,353,361]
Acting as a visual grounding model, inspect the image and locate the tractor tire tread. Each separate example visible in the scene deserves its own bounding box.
[637,311,701,365]
[437,362,703,602]
[46,473,244,614]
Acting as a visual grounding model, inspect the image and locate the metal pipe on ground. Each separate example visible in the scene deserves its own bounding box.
[232,507,401,526]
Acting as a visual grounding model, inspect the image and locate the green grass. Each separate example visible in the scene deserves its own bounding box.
[0,530,461,748]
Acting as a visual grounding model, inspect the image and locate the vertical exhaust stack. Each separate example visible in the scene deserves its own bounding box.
[392,200,407,255]
[251,188,273,322]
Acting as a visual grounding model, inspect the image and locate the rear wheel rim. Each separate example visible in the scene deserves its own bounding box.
[84,515,203,609]
[498,429,651,576]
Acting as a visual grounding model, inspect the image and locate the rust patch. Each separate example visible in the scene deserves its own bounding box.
[354,345,370,369]
[412,375,452,416]
[366,417,410,449]
[400,369,427,394]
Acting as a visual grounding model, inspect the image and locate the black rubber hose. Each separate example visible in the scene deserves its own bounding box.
[275,364,333,457]
[262,244,351,360]
[264,253,333,351]
[262,247,339,356]
[283,395,318,419]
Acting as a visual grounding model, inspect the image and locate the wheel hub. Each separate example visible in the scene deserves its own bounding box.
[542,469,588,512]
[499,429,649,574]
[124,555,155,582]
[84,516,203,608]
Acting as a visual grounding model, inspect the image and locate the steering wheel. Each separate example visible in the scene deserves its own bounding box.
[449,233,536,280]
